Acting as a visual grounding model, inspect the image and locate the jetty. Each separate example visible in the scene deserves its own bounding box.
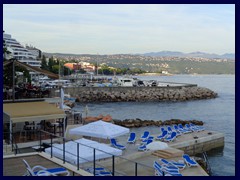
[49,86,217,102]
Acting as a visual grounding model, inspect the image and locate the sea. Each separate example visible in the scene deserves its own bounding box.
[73,74,235,176]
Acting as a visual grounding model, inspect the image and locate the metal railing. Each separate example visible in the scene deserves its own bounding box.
[38,130,156,176]
[3,130,158,176]
[202,151,212,176]
[3,132,20,155]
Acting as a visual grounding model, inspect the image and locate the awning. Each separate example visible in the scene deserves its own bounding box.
[3,101,66,123]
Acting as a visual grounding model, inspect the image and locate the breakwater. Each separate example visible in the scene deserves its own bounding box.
[112,118,203,128]
[50,86,217,102]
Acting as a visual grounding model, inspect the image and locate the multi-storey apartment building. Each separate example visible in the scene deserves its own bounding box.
[3,33,41,67]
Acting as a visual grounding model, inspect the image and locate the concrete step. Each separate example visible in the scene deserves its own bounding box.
[152,147,184,159]
[152,151,172,159]
[3,145,14,156]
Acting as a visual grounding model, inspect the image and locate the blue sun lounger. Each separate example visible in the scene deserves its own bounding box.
[178,124,191,133]
[140,131,150,140]
[172,124,182,136]
[160,127,166,133]
[153,161,182,176]
[142,136,154,143]
[138,144,147,151]
[164,131,177,142]
[86,167,112,176]
[190,123,205,131]
[156,130,168,140]
[23,159,69,176]
[127,132,136,143]
[110,138,126,150]
[182,154,198,167]
[159,158,186,170]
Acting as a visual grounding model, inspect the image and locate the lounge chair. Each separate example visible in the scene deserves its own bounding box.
[110,138,126,150]
[167,126,173,134]
[26,167,57,176]
[153,161,182,176]
[172,125,182,136]
[86,167,112,176]
[156,130,168,141]
[22,159,69,176]
[178,124,191,133]
[127,132,136,143]
[164,132,177,142]
[138,144,147,151]
[190,123,205,131]
[173,124,185,134]
[159,158,186,170]
[184,124,194,132]
[142,136,154,144]
[140,131,150,140]
[160,127,165,133]
[182,154,198,167]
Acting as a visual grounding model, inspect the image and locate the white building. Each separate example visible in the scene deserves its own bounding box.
[3,33,41,67]
[26,45,42,59]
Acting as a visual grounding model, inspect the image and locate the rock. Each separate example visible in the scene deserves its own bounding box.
[113,118,204,128]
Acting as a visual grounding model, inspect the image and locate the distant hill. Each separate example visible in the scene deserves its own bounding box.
[43,51,235,60]
[142,51,235,60]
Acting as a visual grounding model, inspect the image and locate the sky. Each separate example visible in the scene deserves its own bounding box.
[3,4,235,55]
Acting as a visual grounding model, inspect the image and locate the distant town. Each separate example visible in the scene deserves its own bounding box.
[43,52,235,75]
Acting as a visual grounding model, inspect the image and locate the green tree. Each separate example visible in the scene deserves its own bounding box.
[52,65,59,74]
[41,55,49,70]
[48,56,54,72]
[3,30,11,61]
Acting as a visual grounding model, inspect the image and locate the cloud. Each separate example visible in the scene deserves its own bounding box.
[3,4,235,54]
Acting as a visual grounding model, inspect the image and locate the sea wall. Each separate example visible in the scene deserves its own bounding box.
[50,86,217,102]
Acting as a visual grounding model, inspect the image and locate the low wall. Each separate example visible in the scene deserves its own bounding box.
[50,86,218,102]
[170,132,224,156]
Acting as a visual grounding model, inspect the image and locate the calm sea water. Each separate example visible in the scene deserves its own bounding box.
[73,75,235,176]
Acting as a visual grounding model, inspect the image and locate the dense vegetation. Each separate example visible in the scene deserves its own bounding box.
[106,59,235,74]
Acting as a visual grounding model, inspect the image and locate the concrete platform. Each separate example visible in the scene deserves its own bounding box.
[4,129,223,176]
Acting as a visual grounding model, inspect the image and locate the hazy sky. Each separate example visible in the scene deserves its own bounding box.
[3,4,235,55]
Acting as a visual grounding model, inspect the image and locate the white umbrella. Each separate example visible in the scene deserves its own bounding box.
[146,141,168,151]
[69,120,130,139]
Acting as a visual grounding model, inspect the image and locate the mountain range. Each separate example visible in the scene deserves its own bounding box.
[142,51,235,59]
[43,51,235,60]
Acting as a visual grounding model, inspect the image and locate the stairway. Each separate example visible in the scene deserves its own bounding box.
[152,147,184,159]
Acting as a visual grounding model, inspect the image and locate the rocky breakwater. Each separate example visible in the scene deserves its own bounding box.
[113,118,203,128]
[74,86,217,102]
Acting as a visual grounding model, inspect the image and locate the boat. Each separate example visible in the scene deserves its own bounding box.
[116,77,135,87]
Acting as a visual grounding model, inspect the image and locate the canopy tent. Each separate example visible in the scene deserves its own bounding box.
[45,138,122,165]
[69,120,130,139]
[3,101,66,123]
